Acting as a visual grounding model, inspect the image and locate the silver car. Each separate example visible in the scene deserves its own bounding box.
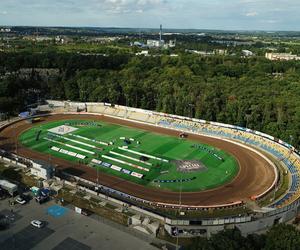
[31,220,44,228]
[15,197,26,205]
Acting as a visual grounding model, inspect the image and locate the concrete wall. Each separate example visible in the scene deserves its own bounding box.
[236,208,298,236]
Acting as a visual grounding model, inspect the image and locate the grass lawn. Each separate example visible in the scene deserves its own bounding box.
[19,119,239,192]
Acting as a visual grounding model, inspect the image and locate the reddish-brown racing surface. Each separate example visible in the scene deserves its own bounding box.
[0,114,276,206]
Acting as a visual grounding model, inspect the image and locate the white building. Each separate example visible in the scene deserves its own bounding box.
[242,50,254,57]
[30,161,53,180]
[147,40,164,48]
[0,28,11,33]
[214,49,228,55]
[135,50,149,56]
[185,49,214,56]
[0,180,18,196]
[265,52,300,61]
[168,40,176,48]
[35,36,52,42]
[146,25,175,49]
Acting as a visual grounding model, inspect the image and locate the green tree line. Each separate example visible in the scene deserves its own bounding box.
[0,52,299,147]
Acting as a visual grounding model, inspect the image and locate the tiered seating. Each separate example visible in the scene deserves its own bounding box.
[272,155,300,208]
[145,114,158,124]
[0,117,22,129]
[114,109,126,118]
[103,106,117,115]
[27,102,300,209]
[156,116,300,209]
[127,111,149,122]
[87,104,106,114]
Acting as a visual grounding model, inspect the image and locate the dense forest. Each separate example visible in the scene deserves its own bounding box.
[0,51,299,147]
[188,224,300,250]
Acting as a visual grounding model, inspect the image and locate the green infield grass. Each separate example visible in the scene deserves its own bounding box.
[19,119,239,192]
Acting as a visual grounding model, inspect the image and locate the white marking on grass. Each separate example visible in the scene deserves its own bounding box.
[110,151,152,166]
[70,134,109,146]
[45,137,95,155]
[118,147,169,163]
[65,143,94,154]
[50,133,97,149]
[48,125,78,135]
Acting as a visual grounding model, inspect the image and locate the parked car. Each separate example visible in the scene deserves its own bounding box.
[0,188,7,200]
[81,208,93,216]
[31,220,44,228]
[15,197,27,205]
[35,195,50,204]
[16,194,32,204]
[20,194,31,201]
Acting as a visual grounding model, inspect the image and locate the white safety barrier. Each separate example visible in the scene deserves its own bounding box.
[50,146,86,159]
[111,165,122,172]
[102,154,149,172]
[131,172,144,179]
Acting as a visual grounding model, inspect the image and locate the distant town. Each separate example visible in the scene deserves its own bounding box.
[1,26,300,61]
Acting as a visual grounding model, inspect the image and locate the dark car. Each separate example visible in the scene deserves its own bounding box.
[35,195,50,204]
[0,188,7,200]
[15,193,32,204]
[81,209,93,216]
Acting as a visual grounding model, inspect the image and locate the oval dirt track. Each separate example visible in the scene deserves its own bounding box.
[0,114,276,206]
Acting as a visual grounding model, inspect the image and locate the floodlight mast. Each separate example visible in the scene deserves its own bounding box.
[176,173,182,250]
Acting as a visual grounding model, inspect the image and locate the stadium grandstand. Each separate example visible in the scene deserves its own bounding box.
[1,100,300,237]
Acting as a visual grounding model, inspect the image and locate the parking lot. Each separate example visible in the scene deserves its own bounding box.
[0,197,158,250]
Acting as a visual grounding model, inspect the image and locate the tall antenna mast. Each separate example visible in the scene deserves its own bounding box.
[160,24,162,43]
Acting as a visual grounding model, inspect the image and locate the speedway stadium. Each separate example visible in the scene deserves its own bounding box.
[0,101,300,236]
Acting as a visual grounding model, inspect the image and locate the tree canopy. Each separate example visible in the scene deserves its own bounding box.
[188,224,300,250]
[0,52,299,148]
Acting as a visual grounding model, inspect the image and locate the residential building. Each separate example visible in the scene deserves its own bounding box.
[265,52,300,61]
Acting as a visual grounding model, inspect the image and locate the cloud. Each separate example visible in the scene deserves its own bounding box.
[0,0,169,15]
[99,0,169,14]
[245,11,258,17]
[266,19,278,24]
[0,0,300,30]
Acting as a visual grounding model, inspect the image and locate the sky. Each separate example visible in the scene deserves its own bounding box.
[0,0,299,31]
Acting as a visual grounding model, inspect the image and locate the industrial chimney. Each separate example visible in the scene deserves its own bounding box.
[160,24,162,44]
